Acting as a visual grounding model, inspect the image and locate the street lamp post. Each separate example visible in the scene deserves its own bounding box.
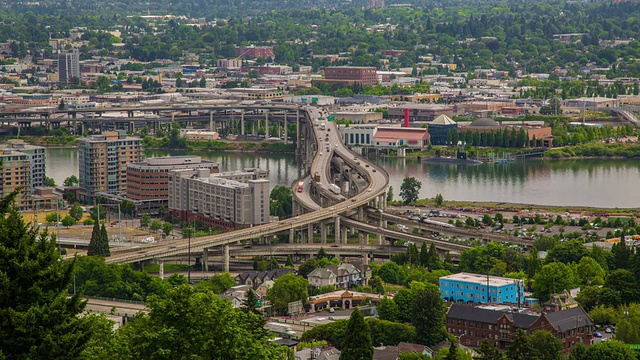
[187,222,192,284]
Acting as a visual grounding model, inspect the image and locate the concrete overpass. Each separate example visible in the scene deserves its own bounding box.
[105,105,391,268]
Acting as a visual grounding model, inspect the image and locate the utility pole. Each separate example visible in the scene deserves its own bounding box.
[187,221,191,284]
[56,199,60,253]
[118,203,122,242]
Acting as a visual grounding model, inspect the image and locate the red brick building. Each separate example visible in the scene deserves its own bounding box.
[446,304,593,354]
[323,66,378,85]
[127,156,219,202]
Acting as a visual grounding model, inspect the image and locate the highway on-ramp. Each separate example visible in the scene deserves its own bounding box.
[105,106,389,265]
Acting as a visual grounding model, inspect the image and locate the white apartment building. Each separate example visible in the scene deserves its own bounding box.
[168,168,270,228]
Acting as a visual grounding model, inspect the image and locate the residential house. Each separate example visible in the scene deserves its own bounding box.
[256,280,274,298]
[543,290,579,313]
[374,342,434,360]
[326,263,363,289]
[235,268,295,289]
[296,346,341,360]
[307,268,337,290]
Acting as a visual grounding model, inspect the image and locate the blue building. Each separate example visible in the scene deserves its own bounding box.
[439,272,524,307]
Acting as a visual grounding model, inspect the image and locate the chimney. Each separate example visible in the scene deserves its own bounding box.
[404,108,409,127]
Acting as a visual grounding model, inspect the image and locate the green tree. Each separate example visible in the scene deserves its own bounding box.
[150,219,162,232]
[505,329,537,360]
[412,286,446,346]
[285,254,294,268]
[527,330,563,360]
[533,262,577,302]
[400,177,422,205]
[242,288,261,314]
[100,223,110,256]
[140,214,151,228]
[205,272,235,294]
[61,215,76,227]
[109,285,288,359]
[69,202,84,221]
[474,339,505,360]
[167,273,188,287]
[63,175,79,187]
[270,186,293,219]
[378,261,401,284]
[378,297,399,321]
[45,212,59,224]
[0,189,110,358]
[120,199,135,216]
[316,247,328,260]
[266,273,308,314]
[387,186,394,203]
[163,221,173,236]
[434,193,444,207]
[582,340,637,360]
[445,341,460,360]
[88,216,102,256]
[298,258,318,278]
[604,269,638,305]
[340,309,373,360]
[45,176,56,187]
[577,257,606,286]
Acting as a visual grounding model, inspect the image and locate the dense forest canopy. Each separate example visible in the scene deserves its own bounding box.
[1,0,640,77]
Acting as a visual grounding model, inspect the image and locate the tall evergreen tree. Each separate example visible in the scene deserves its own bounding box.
[474,339,505,360]
[0,189,109,358]
[100,223,110,257]
[340,309,373,360]
[420,243,429,267]
[427,243,443,270]
[87,215,101,256]
[506,329,537,360]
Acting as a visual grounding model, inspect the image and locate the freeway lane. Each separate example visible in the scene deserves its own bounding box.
[105,106,390,265]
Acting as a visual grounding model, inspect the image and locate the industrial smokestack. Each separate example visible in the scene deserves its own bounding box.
[404,108,409,127]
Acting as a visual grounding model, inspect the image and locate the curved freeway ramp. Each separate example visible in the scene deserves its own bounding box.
[105,106,389,265]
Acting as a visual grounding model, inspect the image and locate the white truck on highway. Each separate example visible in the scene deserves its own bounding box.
[266,323,296,336]
[329,184,341,195]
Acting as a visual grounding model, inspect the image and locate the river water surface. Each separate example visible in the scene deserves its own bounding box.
[45,147,640,208]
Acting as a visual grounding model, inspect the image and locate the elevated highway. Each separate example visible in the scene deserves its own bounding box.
[106,106,390,267]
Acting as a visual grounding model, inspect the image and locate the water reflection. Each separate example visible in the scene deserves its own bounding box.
[44,147,640,208]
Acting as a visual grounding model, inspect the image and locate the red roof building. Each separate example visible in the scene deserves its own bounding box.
[373,127,429,149]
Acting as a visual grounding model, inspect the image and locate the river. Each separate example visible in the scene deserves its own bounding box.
[45,147,640,208]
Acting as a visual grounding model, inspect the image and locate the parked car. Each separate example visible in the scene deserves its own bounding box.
[593,332,603,338]
[605,328,613,334]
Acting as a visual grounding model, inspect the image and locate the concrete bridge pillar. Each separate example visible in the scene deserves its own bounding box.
[289,228,295,244]
[265,110,269,138]
[241,111,245,136]
[397,148,406,157]
[159,260,164,280]
[320,224,327,244]
[341,226,348,244]
[296,110,301,155]
[277,121,281,140]
[358,207,364,221]
[334,217,341,243]
[130,121,135,134]
[308,223,314,244]
[224,245,229,272]
[209,112,214,132]
[284,112,288,144]
[252,120,255,136]
[202,248,208,272]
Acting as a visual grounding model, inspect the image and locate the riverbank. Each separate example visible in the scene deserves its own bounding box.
[398,199,639,217]
[17,135,297,154]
